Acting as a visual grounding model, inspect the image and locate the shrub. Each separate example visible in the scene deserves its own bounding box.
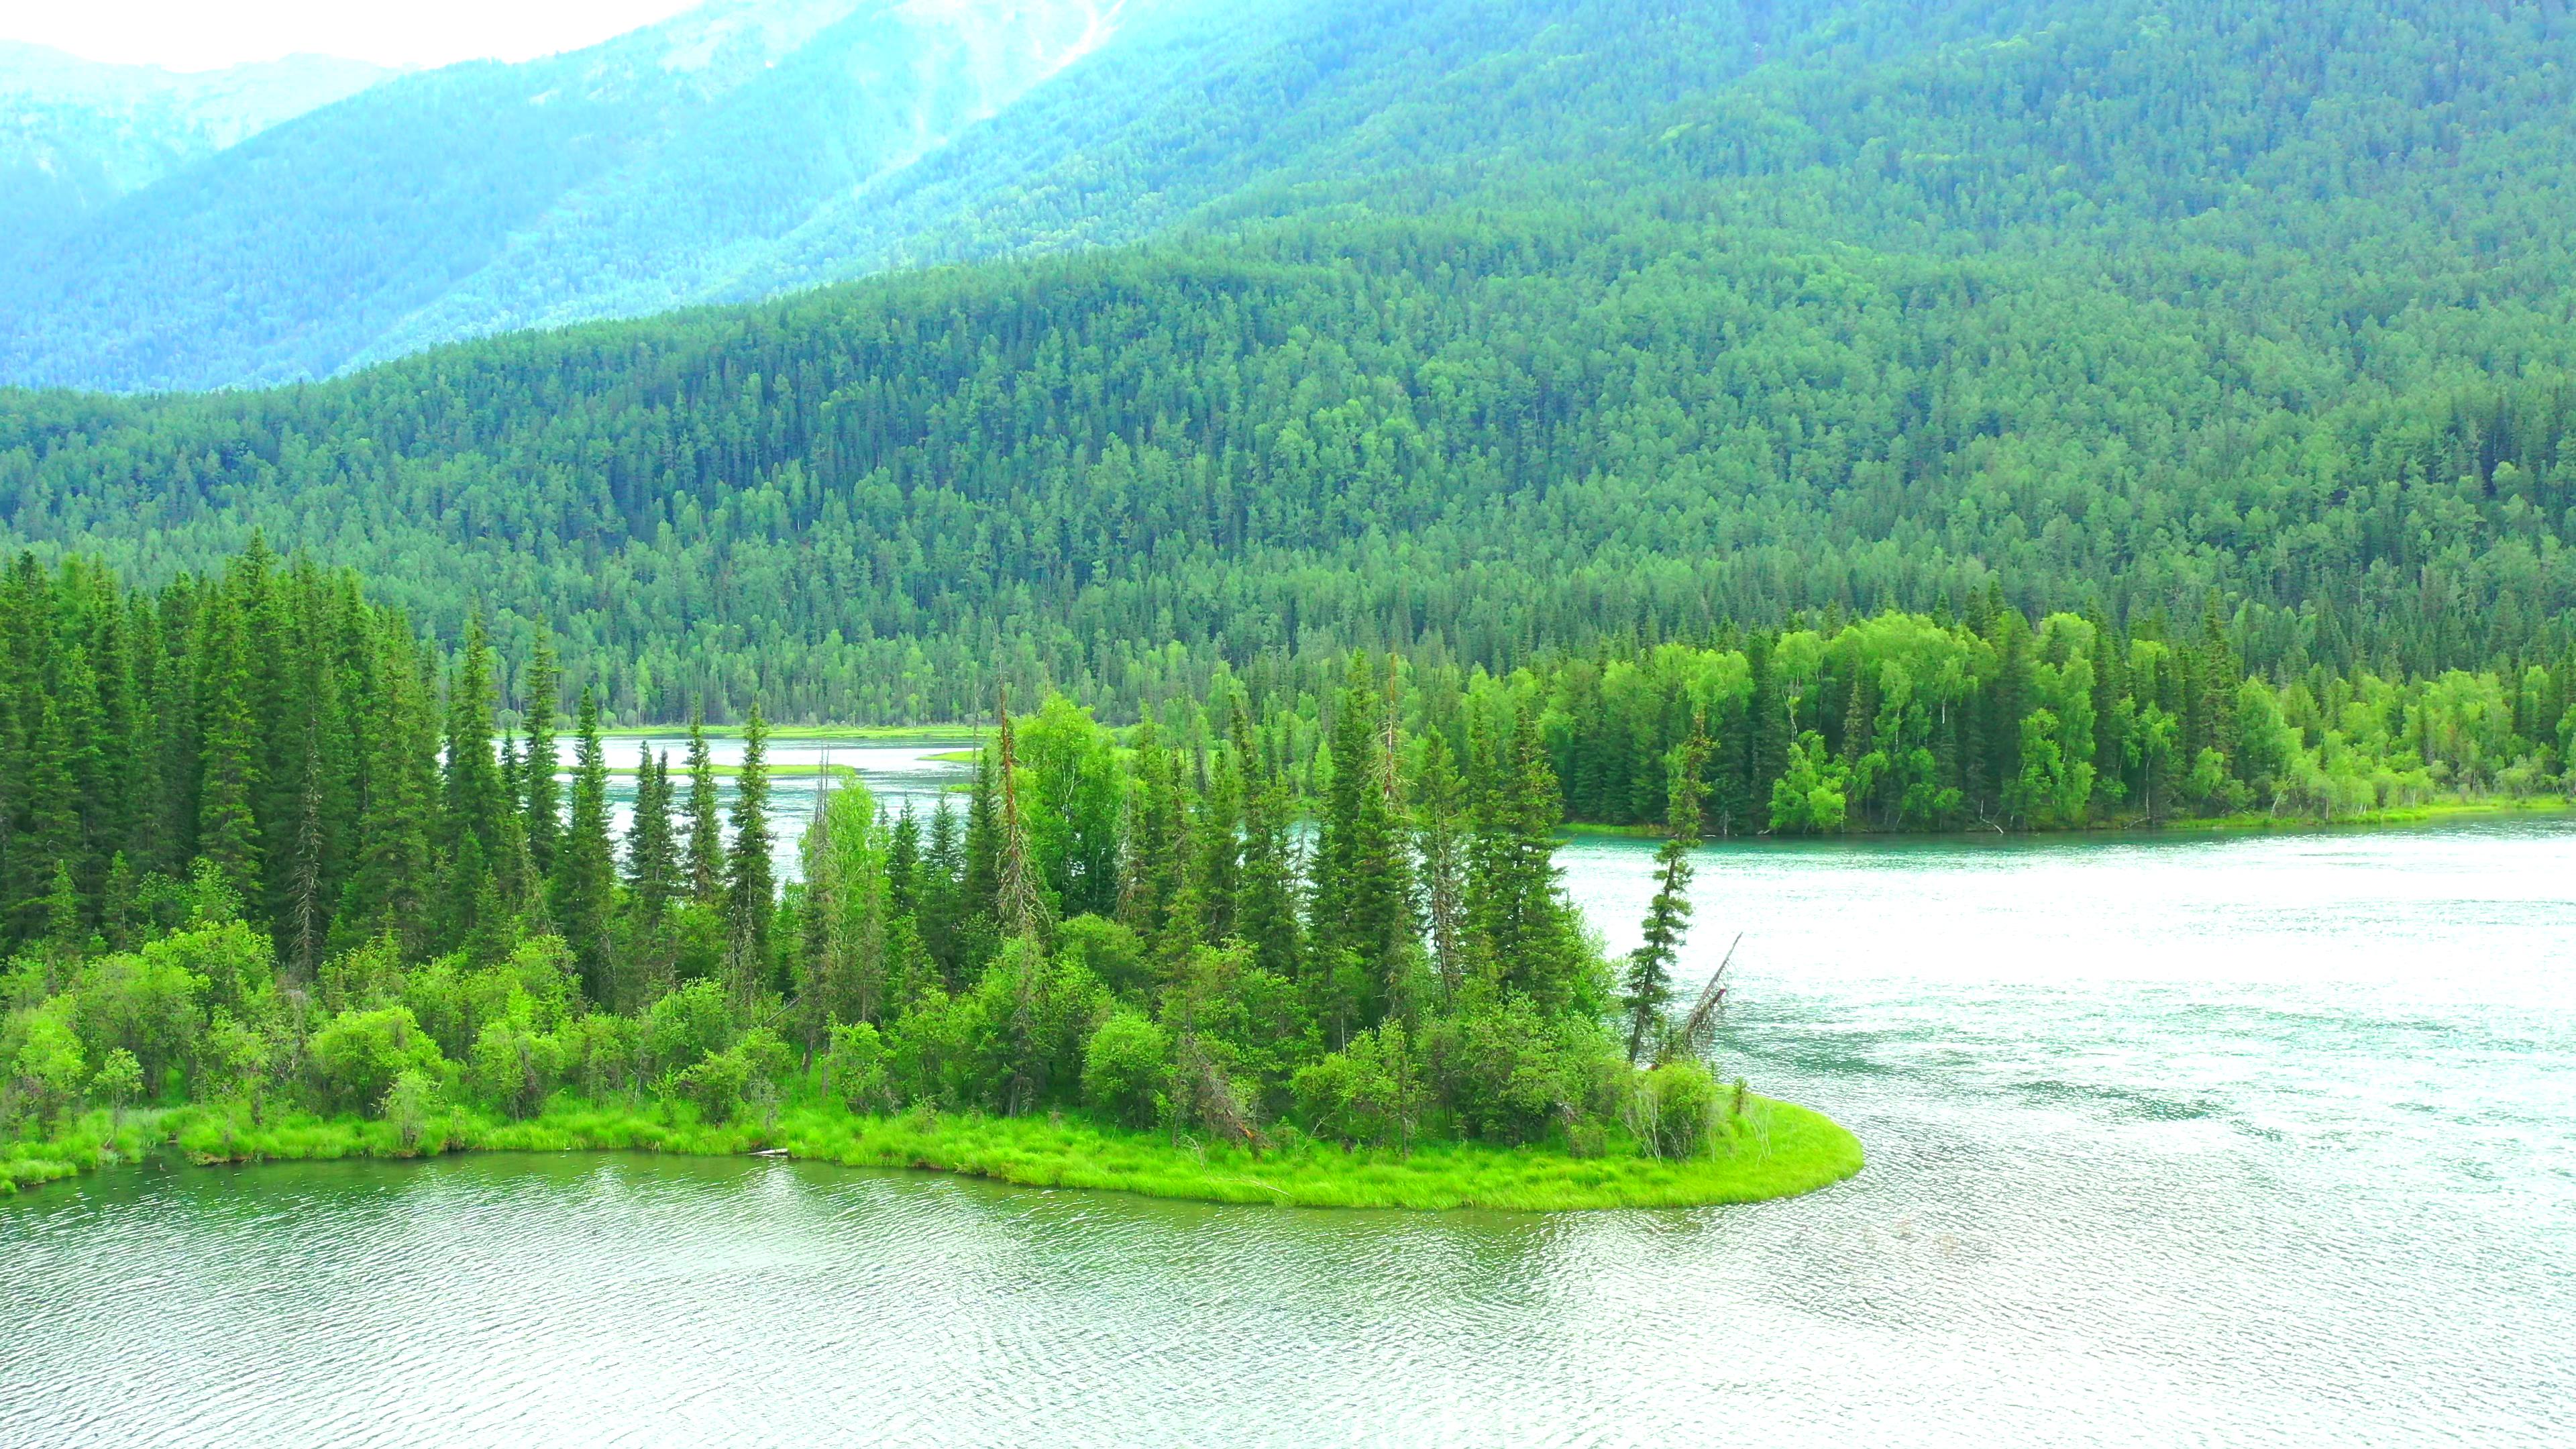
[1056,916,1151,1000]
[557,1012,643,1099]
[7,1002,85,1121]
[1432,996,1572,1144]
[69,947,207,1097]
[645,979,735,1075]
[310,1007,445,1116]
[660,1026,793,1125]
[381,1069,443,1152]
[823,1021,893,1113]
[1629,1061,1723,1159]
[1080,1011,1167,1128]
[465,1021,562,1120]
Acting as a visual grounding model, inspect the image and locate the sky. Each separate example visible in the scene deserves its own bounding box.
[0,1,704,71]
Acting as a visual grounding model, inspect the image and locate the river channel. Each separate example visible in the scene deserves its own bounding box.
[3,745,2569,1446]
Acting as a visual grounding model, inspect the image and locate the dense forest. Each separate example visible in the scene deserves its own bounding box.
[3,1,2575,718]
[0,546,1738,1163]
[3,547,2571,1172]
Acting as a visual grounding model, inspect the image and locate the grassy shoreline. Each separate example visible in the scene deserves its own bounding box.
[3,1094,1862,1212]
[1560,795,2575,842]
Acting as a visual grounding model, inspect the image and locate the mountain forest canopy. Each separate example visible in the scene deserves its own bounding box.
[0,0,2572,729]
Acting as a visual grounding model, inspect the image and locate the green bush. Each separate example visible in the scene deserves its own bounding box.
[1056,916,1151,1000]
[464,1021,561,1120]
[1081,1010,1167,1128]
[310,1007,445,1117]
[68,947,207,1097]
[1631,1061,1723,1160]
[1432,997,1574,1145]
[645,979,735,1075]
[822,1021,892,1113]
[660,1026,792,1125]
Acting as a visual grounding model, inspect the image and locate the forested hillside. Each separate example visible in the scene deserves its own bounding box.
[2,0,2573,721]
[0,44,382,268]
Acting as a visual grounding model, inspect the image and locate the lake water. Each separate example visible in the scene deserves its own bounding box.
[5,813,2573,1446]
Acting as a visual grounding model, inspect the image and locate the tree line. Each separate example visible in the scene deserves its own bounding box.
[7,544,2570,1166]
[9,1,2576,722]
[1,545,1753,1160]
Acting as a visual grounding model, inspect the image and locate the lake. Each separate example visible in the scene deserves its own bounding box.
[4,808,2571,1446]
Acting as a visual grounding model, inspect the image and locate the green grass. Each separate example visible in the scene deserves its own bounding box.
[2166,795,2576,833]
[4,1095,1862,1212]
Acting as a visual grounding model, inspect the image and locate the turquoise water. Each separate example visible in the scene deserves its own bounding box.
[5,821,2572,1446]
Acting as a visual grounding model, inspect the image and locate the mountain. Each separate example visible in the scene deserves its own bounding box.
[1,0,2573,722]
[0,43,385,261]
[0,0,1883,393]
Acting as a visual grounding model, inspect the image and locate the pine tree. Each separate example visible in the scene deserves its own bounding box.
[521,627,560,875]
[441,613,508,901]
[722,702,773,1008]
[1235,730,1305,984]
[684,703,722,905]
[1625,720,1709,1063]
[885,804,921,917]
[552,687,615,1004]
[1308,655,1410,1038]
[1470,712,1582,1012]
[1412,725,1470,1006]
[195,592,262,908]
[622,746,680,1006]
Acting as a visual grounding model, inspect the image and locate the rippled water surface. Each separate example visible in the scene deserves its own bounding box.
[6,821,2573,1447]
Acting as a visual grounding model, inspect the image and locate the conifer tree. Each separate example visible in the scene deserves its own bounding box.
[1412,725,1470,1006]
[521,627,560,875]
[885,804,920,917]
[1234,715,1305,984]
[553,687,615,1004]
[1625,720,1709,1063]
[722,702,773,1006]
[441,613,508,888]
[622,745,679,1006]
[625,746,677,926]
[684,703,722,905]
[195,592,262,907]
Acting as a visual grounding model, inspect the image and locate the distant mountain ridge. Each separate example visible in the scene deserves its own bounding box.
[0,0,1831,393]
[0,43,385,261]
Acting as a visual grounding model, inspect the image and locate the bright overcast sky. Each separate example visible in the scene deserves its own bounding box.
[0,1,704,71]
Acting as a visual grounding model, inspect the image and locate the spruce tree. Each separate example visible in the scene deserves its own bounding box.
[553,687,615,1004]
[521,627,560,875]
[722,702,773,1007]
[1412,725,1469,1006]
[1624,721,1709,1063]
[441,613,508,888]
[684,703,722,905]
[622,746,679,1006]
[195,592,262,908]
[1234,723,1305,984]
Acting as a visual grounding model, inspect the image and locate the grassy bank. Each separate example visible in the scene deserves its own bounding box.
[4,1095,1861,1212]
[2166,795,2576,833]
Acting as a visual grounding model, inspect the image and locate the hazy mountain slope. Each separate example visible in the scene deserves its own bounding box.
[0,0,1906,392]
[0,44,384,258]
[0,0,1128,392]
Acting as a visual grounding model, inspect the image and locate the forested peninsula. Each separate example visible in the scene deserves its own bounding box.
[0,547,1868,1210]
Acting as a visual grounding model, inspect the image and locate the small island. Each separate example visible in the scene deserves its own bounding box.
[4,565,1856,1211]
